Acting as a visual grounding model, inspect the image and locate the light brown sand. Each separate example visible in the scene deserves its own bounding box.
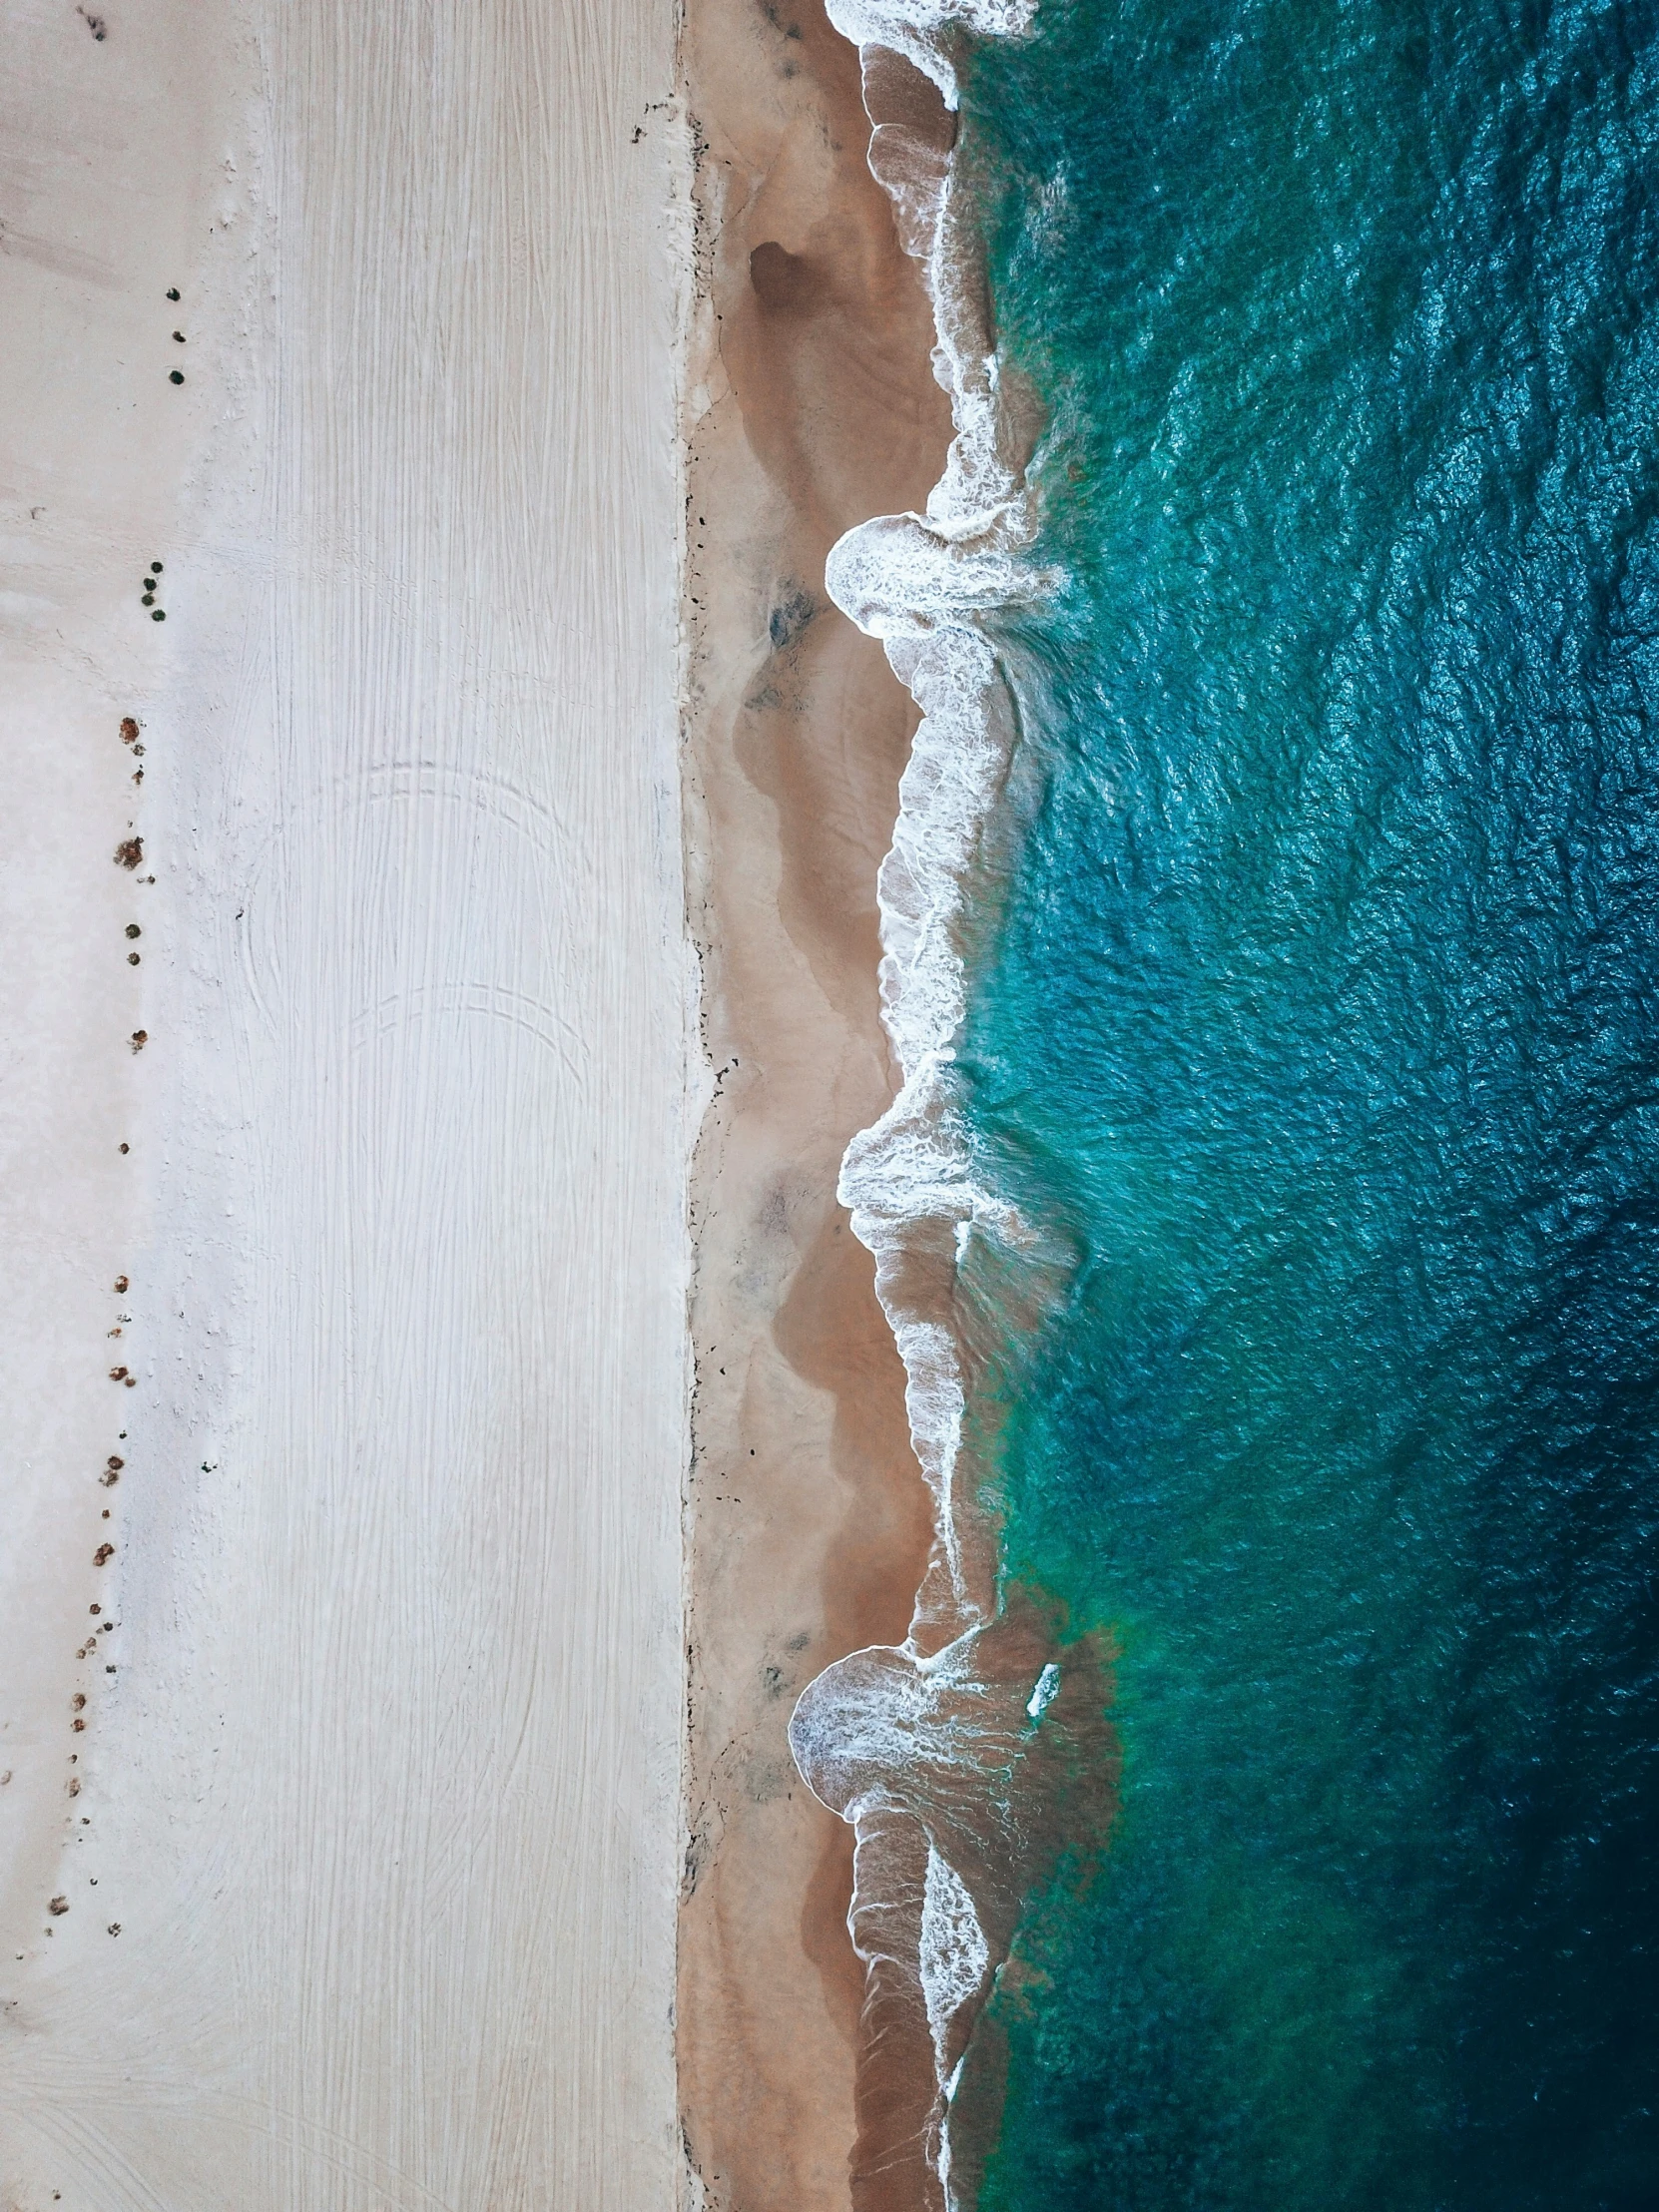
[0,3,686,2205]
[678,6,953,2206]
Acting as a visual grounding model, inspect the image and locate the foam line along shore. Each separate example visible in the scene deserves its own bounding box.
[783,7,1117,2211]
[675,2,961,2204]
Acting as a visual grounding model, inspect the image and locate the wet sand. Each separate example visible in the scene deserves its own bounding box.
[678,3,952,2204]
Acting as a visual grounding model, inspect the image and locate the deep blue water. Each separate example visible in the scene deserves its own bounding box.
[950,1,1659,2202]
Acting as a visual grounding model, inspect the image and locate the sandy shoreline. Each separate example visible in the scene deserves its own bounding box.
[678,5,951,2205]
[1,0,947,2202]
[2,3,687,2205]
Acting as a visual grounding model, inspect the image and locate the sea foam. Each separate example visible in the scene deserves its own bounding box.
[786,7,1064,2203]
[822,0,1036,107]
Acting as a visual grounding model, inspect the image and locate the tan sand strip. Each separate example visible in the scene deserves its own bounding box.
[678,4,952,2205]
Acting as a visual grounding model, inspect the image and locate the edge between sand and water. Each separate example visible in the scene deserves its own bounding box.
[679,6,1122,2208]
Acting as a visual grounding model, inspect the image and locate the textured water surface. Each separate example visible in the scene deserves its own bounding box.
[948,1,1659,2202]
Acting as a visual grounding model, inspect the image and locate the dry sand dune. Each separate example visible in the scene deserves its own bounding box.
[1,2,687,2206]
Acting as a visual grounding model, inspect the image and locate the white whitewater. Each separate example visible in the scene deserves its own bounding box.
[787,4,1062,2204]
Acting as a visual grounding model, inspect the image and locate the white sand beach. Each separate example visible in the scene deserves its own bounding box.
[0,3,688,2206]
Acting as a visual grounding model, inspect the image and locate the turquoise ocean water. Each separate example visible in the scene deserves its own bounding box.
[944,2,1659,2202]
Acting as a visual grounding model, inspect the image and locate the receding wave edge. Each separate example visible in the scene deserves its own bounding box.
[783,10,1108,2206]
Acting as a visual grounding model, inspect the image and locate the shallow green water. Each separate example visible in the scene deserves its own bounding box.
[951,2,1659,2202]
